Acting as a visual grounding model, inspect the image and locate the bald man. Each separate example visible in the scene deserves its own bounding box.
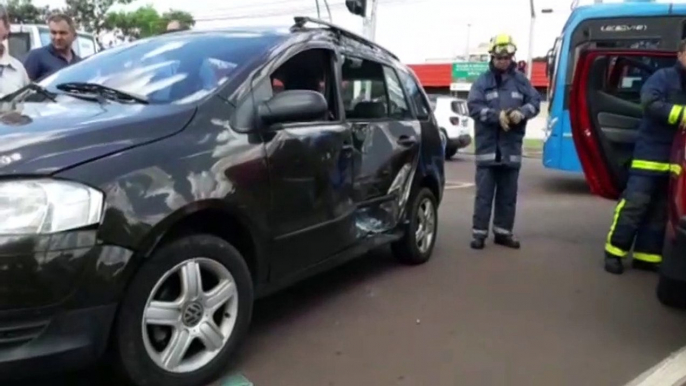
[166,20,188,32]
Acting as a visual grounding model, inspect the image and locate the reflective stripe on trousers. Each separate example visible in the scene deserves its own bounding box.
[630,159,682,175]
[604,174,669,263]
[474,153,522,163]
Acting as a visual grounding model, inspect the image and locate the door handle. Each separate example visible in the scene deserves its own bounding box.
[397,136,417,147]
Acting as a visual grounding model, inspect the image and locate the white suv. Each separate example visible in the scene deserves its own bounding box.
[428,95,472,160]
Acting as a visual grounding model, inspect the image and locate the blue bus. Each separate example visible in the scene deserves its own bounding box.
[543,0,686,175]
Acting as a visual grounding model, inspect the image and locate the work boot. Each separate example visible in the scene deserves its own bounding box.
[604,256,624,275]
[470,237,486,250]
[631,259,659,272]
[494,234,520,249]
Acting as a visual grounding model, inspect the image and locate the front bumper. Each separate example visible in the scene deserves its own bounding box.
[448,134,472,149]
[657,217,686,308]
[0,230,135,378]
[0,304,117,379]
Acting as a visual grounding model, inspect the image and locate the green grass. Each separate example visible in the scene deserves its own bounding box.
[464,138,544,157]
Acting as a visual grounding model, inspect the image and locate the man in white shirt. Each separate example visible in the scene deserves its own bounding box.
[0,5,29,98]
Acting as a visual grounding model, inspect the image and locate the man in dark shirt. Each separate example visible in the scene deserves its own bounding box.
[23,13,81,81]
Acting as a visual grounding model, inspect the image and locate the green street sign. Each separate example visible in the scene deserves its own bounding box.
[452,62,489,82]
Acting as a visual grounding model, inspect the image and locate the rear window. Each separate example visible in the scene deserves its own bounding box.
[451,100,466,115]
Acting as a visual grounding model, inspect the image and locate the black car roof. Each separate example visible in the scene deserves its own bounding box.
[172,17,401,65]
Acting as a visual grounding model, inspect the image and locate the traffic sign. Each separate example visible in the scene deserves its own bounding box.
[451,62,489,82]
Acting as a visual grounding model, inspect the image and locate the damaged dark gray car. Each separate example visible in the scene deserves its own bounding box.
[0,17,444,386]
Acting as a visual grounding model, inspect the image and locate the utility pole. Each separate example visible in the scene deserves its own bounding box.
[465,23,471,59]
[526,0,535,81]
[363,0,379,41]
[362,0,379,99]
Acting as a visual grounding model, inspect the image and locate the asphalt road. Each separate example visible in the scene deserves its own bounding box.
[14,155,686,386]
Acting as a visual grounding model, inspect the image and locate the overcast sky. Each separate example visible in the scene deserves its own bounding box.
[31,0,679,63]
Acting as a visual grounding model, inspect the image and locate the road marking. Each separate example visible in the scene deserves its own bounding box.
[625,346,686,386]
[445,181,475,190]
[222,373,253,386]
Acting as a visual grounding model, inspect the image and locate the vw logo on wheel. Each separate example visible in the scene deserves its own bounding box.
[182,302,204,327]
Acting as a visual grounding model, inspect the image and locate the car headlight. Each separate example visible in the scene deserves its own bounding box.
[0,179,104,235]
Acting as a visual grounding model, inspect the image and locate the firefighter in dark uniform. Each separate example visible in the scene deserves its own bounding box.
[603,40,686,275]
[467,34,541,250]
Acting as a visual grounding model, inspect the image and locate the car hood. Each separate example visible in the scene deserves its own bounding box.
[0,100,196,175]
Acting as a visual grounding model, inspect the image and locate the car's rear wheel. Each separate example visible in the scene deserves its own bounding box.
[391,188,438,265]
[445,145,458,160]
[439,129,448,156]
[115,235,253,386]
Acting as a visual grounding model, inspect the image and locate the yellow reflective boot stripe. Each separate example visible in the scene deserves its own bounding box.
[605,199,629,258]
[631,160,671,172]
[633,252,662,263]
[669,105,684,125]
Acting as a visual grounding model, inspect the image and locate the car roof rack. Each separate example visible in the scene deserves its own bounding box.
[291,16,399,60]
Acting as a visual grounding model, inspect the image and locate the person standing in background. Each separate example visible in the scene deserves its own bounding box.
[0,4,30,97]
[23,13,81,81]
[467,33,541,250]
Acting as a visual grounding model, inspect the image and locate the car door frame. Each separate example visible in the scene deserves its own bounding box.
[246,41,358,281]
[338,51,422,235]
[570,48,675,200]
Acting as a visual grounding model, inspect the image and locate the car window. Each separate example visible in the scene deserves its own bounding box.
[340,56,388,120]
[266,48,338,121]
[39,32,283,105]
[7,32,31,61]
[382,66,412,120]
[604,55,674,104]
[397,69,431,121]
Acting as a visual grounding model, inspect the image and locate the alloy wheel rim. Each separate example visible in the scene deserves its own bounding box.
[142,258,238,373]
[415,198,436,254]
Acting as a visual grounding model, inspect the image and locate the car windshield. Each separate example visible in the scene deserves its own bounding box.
[39,32,282,105]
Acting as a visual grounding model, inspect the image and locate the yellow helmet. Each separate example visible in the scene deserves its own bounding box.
[489,33,517,56]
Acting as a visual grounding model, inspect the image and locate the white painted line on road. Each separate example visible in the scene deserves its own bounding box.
[445,181,475,190]
[625,346,686,386]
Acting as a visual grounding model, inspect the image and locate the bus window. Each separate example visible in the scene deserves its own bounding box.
[547,36,562,112]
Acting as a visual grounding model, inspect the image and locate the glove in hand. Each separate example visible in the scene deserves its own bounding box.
[499,110,511,131]
[509,109,525,125]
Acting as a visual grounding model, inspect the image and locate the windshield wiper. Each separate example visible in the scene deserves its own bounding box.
[55,82,149,104]
[0,82,57,103]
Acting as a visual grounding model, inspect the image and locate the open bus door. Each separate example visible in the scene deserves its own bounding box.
[569,48,676,199]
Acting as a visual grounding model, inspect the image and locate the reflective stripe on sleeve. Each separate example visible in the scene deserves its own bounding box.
[669,105,684,125]
[630,159,671,173]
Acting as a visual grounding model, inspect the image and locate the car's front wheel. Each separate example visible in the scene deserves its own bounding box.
[391,188,438,265]
[115,235,253,386]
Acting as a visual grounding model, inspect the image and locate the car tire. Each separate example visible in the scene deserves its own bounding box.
[391,188,438,265]
[657,273,686,310]
[439,129,448,155]
[114,235,254,386]
[445,145,458,160]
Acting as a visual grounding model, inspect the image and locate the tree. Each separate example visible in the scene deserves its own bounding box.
[105,6,195,38]
[7,0,44,24]
[64,0,133,33]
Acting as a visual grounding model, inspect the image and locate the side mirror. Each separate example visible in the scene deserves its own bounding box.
[545,48,555,79]
[346,0,367,16]
[258,90,328,127]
